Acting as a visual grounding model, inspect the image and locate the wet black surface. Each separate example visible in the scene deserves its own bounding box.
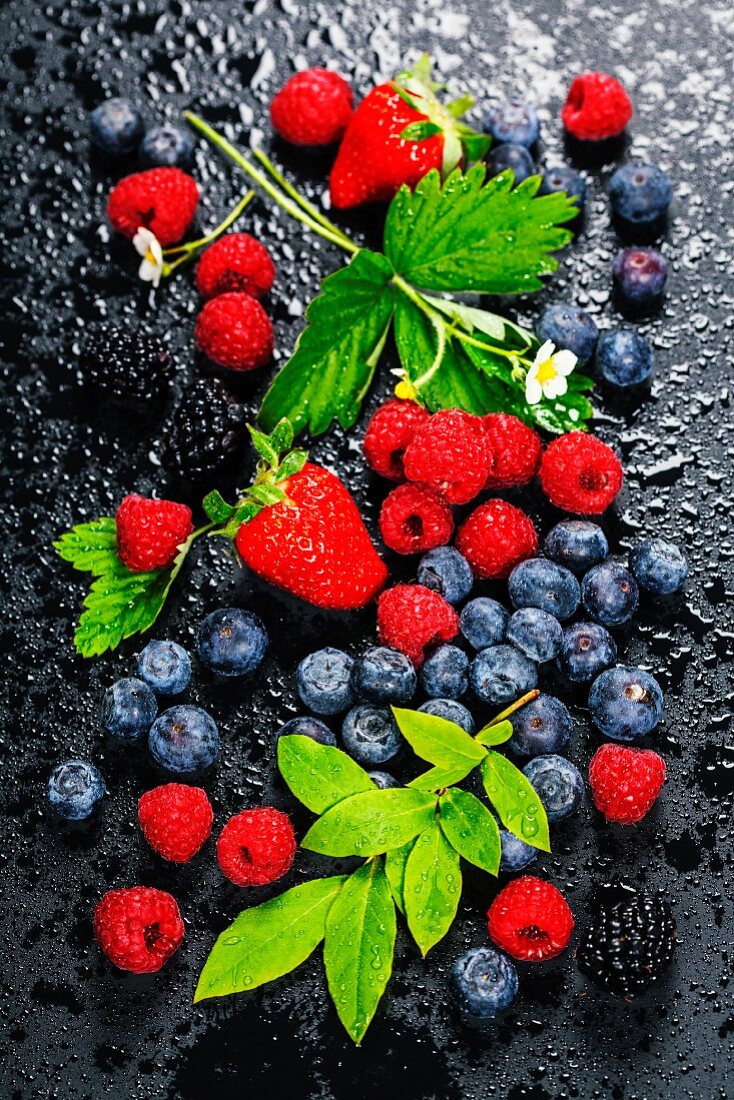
[1,0,734,1097]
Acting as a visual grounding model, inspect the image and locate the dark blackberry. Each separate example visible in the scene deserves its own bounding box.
[161,378,248,481]
[576,886,675,998]
[78,321,172,401]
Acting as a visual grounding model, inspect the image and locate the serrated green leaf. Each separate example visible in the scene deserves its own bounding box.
[268,417,295,454]
[323,859,396,1044]
[475,719,513,747]
[275,449,308,482]
[202,490,235,524]
[277,735,375,815]
[54,517,118,575]
[194,876,347,1002]
[401,120,442,141]
[384,842,414,914]
[248,425,280,467]
[392,707,486,770]
[438,788,501,875]
[302,788,436,857]
[403,821,461,955]
[480,752,550,852]
[73,566,172,657]
[407,761,477,791]
[423,294,534,350]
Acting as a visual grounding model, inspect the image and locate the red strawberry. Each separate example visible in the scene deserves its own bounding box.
[116,494,194,573]
[107,167,199,246]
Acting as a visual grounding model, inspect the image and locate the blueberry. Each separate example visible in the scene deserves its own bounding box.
[536,303,599,366]
[460,598,508,650]
[523,754,584,822]
[47,760,106,821]
[420,645,469,700]
[588,666,664,741]
[296,647,354,715]
[630,539,688,595]
[597,329,654,388]
[499,827,538,872]
[538,165,587,211]
[197,607,268,677]
[509,693,573,757]
[418,698,475,733]
[609,162,672,227]
[507,608,562,663]
[369,771,399,789]
[137,640,191,696]
[557,621,617,683]
[351,646,416,705]
[276,716,336,745]
[90,97,145,155]
[582,562,639,626]
[139,124,194,168]
[417,546,473,605]
[102,677,157,742]
[452,946,518,1019]
[613,248,667,308]
[486,100,540,148]
[341,705,402,765]
[470,645,538,706]
[485,142,535,185]
[148,705,219,772]
[544,519,608,574]
[508,559,581,622]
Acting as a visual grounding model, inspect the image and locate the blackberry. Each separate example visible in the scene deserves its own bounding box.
[161,378,248,480]
[576,886,676,998]
[79,322,172,401]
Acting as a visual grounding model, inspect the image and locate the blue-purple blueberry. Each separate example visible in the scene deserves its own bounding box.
[486,100,540,147]
[557,621,617,683]
[102,677,157,742]
[418,698,475,733]
[609,162,672,227]
[539,164,587,211]
[341,705,402,765]
[137,640,191,696]
[536,303,598,365]
[139,124,194,168]
[509,693,573,757]
[296,647,354,715]
[523,754,584,821]
[507,607,562,663]
[613,248,667,307]
[469,645,538,706]
[588,666,664,741]
[460,598,508,650]
[544,519,608,574]
[47,760,106,820]
[417,546,473,605]
[486,142,535,185]
[597,329,654,388]
[148,705,219,772]
[452,946,518,1018]
[276,716,336,745]
[419,645,469,700]
[582,562,639,626]
[508,558,581,622]
[629,539,688,596]
[197,607,268,677]
[351,646,416,705]
[90,97,144,154]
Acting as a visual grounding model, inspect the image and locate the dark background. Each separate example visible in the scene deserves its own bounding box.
[1,0,733,1097]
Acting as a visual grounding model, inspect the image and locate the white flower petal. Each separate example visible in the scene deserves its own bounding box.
[534,339,556,366]
[552,349,578,376]
[545,375,568,399]
[525,377,543,405]
[138,257,162,288]
[133,226,156,257]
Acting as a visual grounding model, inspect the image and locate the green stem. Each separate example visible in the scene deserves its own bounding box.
[161,190,256,275]
[252,147,355,249]
[485,689,540,728]
[452,326,532,367]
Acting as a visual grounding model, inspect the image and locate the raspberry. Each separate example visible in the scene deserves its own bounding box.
[216,807,296,887]
[379,483,454,555]
[588,743,666,825]
[161,378,248,481]
[377,583,459,667]
[540,432,623,515]
[270,68,353,146]
[137,783,214,862]
[576,886,675,998]
[362,398,431,481]
[487,876,574,962]
[561,72,633,142]
[403,409,491,504]
[115,494,194,573]
[93,886,184,973]
[79,322,173,402]
[455,499,538,580]
[107,167,199,246]
[483,414,543,489]
[194,292,273,372]
[195,233,276,301]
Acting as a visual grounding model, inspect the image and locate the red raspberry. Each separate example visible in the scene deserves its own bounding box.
[216,807,296,887]
[195,233,276,301]
[138,783,214,862]
[561,72,633,142]
[540,432,623,515]
[589,743,666,825]
[362,398,431,481]
[487,876,574,962]
[194,292,273,372]
[115,494,194,573]
[455,499,538,580]
[107,167,199,246]
[379,483,454,555]
[403,409,491,505]
[377,583,459,667]
[270,68,354,146]
[483,414,543,489]
[93,886,184,973]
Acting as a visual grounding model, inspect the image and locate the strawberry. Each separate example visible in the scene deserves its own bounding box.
[107,167,199,246]
[329,55,488,210]
[116,494,194,572]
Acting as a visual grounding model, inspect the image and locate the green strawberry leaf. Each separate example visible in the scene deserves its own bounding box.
[403,821,461,955]
[54,517,119,575]
[438,788,501,875]
[277,735,376,815]
[323,859,396,1044]
[301,788,437,857]
[475,719,514,748]
[202,491,235,524]
[407,762,477,792]
[194,876,347,1002]
[422,294,535,351]
[480,751,550,852]
[274,449,308,482]
[392,707,486,770]
[384,841,414,914]
[401,121,442,141]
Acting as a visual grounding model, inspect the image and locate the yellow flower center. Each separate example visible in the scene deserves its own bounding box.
[535,357,557,385]
[145,248,158,265]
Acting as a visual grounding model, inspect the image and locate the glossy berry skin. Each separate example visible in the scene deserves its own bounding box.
[459,598,508,650]
[509,558,581,622]
[195,292,273,372]
[403,409,490,505]
[270,68,353,146]
[544,519,608,574]
[139,124,194,168]
[561,72,632,141]
[379,483,454,555]
[362,398,431,481]
[486,100,540,147]
[597,329,654,388]
[499,828,538,873]
[523,755,585,822]
[469,645,538,707]
[582,562,639,626]
[485,142,535,184]
[507,608,563,664]
[195,234,276,301]
[536,304,598,366]
[613,249,667,307]
[540,432,623,515]
[47,760,106,821]
[115,494,194,573]
[137,783,213,861]
[609,162,672,227]
[488,876,574,962]
[482,414,543,489]
[557,621,617,683]
[452,946,519,1019]
[216,807,296,887]
[197,608,269,677]
[630,539,688,596]
[276,716,336,745]
[418,698,475,733]
[137,641,191,696]
[350,646,416,706]
[538,165,587,211]
[589,743,666,825]
[419,645,469,700]
[296,647,354,715]
[588,666,664,742]
[90,97,144,154]
[107,167,199,245]
[509,693,573,758]
[148,705,220,773]
[377,584,459,667]
[417,546,473,606]
[102,677,157,741]
[456,499,538,580]
[94,886,184,974]
[79,321,173,402]
[576,887,675,998]
[369,771,399,789]
[161,377,247,482]
[341,705,402,765]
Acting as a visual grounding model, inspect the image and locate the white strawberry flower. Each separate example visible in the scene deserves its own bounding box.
[133,227,164,288]
[524,340,578,405]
